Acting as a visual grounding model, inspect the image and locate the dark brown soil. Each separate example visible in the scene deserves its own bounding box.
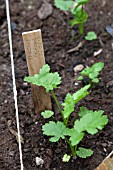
[0,0,113,169]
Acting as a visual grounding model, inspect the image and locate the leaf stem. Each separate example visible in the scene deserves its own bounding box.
[67,140,77,156]
[51,90,64,119]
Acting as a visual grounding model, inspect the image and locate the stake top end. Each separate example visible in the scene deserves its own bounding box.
[22,29,41,35]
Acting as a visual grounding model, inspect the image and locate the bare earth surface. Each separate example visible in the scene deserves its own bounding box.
[0,0,113,169]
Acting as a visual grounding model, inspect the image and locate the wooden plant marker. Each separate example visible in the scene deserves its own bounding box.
[95,157,113,170]
[22,29,52,114]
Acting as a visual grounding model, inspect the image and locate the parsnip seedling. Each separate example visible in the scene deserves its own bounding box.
[54,0,89,34]
[78,62,104,85]
[24,64,108,161]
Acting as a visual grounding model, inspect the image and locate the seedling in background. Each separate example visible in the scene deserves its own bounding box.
[24,64,108,161]
[54,0,90,35]
[78,62,104,86]
[85,31,97,41]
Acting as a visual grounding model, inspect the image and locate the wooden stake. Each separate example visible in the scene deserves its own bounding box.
[22,29,52,114]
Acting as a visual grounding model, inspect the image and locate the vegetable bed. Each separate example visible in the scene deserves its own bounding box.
[0,0,113,169]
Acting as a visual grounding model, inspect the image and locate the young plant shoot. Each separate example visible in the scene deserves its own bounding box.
[85,31,97,41]
[24,64,108,161]
[78,62,104,86]
[54,0,89,34]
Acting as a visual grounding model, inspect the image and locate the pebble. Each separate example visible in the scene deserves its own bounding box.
[36,157,44,166]
[93,49,102,56]
[23,82,28,88]
[7,120,12,127]
[9,151,15,157]
[24,148,31,153]
[69,61,84,72]
[11,22,17,30]
[4,99,8,104]
[38,2,53,20]
[71,30,76,37]
[20,89,25,95]
[74,82,79,86]
[73,64,84,74]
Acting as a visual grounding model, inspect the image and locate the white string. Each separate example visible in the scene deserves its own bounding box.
[5,0,24,169]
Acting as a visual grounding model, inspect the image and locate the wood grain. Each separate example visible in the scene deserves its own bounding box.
[95,158,113,170]
[22,30,52,113]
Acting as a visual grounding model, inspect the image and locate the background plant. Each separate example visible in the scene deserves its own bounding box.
[54,0,90,34]
[78,62,104,86]
[24,64,108,161]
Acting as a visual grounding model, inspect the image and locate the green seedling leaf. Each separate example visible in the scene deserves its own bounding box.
[41,110,54,119]
[76,0,89,6]
[70,8,88,26]
[79,62,104,83]
[62,93,75,119]
[85,31,97,41]
[74,110,108,134]
[24,64,61,92]
[62,85,90,119]
[66,129,84,146]
[42,121,68,142]
[78,106,90,117]
[77,76,83,81]
[54,0,74,11]
[62,154,71,162]
[92,78,99,83]
[91,62,104,72]
[73,85,90,104]
[76,147,93,158]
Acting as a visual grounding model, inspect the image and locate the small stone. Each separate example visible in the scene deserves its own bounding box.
[23,82,28,87]
[11,22,17,30]
[36,157,44,166]
[74,82,79,86]
[9,151,15,157]
[20,89,25,95]
[7,120,12,127]
[38,2,53,20]
[23,148,31,153]
[4,99,8,104]
[102,143,107,147]
[71,30,76,37]
[93,49,102,56]
[73,64,84,74]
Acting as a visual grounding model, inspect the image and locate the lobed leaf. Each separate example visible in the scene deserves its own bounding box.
[78,106,90,117]
[41,110,54,119]
[62,93,75,119]
[80,62,104,83]
[85,31,97,41]
[62,85,90,119]
[73,85,90,104]
[42,121,68,142]
[54,0,74,11]
[62,154,71,162]
[77,75,83,81]
[66,129,84,146]
[24,64,61,92]
[76,147,93,158]
[74,110,108,134]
